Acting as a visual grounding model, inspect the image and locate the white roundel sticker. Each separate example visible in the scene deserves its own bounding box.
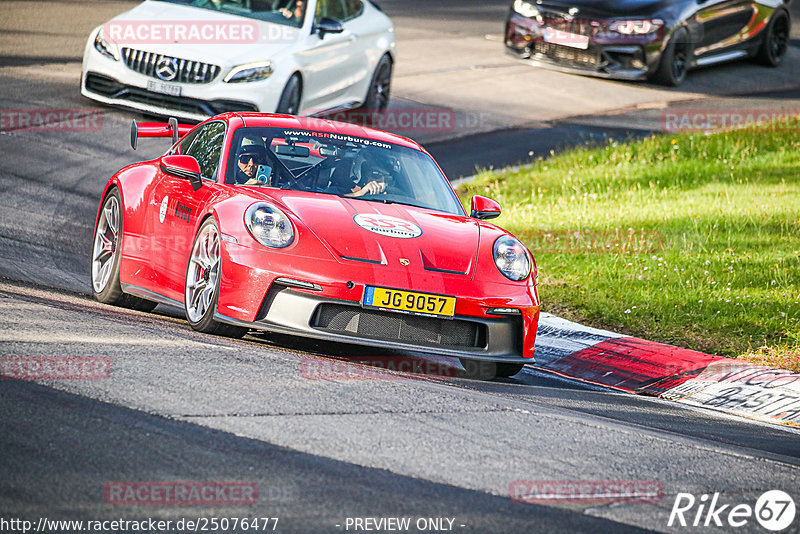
[354,214,422,239]
[159,196,169,224]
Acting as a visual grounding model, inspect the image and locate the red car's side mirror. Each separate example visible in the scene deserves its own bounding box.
[471,195,501,220]
[160,155,203,191]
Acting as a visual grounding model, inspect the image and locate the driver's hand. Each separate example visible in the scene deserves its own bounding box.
[244,177,263,186]
[348,180,386,197]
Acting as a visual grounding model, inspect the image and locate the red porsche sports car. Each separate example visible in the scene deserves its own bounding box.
[91,114,540,378]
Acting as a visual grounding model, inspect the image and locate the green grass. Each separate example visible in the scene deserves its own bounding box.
[458,127,800,371]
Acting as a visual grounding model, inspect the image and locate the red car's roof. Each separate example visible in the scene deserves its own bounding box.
[217,112,424,151]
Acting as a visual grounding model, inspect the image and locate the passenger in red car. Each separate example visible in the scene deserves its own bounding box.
[346,154,395,198]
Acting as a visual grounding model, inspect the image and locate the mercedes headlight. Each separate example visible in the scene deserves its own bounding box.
[493,236,531,281]
[513,0,540,18]
[609,19,663,35]
[245,203,294,248]
[224,61,274,83]
[94,29,119,61]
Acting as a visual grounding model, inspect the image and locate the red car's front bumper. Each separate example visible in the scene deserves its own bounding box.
[216,242,539,363]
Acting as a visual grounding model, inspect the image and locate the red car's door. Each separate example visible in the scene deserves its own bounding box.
[148,121,226,302]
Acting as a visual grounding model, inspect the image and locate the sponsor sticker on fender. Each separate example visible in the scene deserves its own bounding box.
[353,214,422,239]
[159,196,169,224]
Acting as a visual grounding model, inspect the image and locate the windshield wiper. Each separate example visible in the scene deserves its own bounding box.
[335,194,394,204]
[363,197,395,205]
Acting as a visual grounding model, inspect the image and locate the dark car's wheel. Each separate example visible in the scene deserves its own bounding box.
[185,218,247,338]
[756,9,790,67]
[276,74,302,115]
[651,27,693,86]
[91,189,157,312]
[361,55,393,114]
[459,359,526,380]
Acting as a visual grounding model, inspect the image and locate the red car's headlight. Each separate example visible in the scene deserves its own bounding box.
[493,235,531,281]
[244,202,294,249]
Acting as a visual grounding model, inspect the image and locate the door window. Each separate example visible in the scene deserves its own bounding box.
[184,122,226,180]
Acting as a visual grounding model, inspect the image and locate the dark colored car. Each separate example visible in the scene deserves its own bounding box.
[505,0,792,85]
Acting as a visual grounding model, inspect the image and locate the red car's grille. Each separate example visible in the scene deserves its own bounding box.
[312,304,486,349]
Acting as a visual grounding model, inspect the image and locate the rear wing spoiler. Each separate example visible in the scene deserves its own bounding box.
[130,118,194,150]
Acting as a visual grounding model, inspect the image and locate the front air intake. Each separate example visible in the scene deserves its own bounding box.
[312,304,486,349]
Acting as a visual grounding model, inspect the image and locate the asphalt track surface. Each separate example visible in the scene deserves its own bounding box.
[1,2,800,533]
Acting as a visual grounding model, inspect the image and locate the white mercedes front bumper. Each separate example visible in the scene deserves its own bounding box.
[81,38,285,122]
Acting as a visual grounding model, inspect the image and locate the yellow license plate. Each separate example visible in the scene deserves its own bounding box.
[363,286,456,318]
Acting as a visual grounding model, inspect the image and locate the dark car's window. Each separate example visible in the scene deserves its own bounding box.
[155,0,308,28]
[225,127,464,216]
[185,121,226,179]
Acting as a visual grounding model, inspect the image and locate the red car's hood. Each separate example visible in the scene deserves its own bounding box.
[276,193,478,276]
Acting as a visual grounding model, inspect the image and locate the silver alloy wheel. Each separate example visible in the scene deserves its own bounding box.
[186,223,220,323]
[91,195,120,293]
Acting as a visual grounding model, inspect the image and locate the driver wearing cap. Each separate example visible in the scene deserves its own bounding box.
[235,144,270,185]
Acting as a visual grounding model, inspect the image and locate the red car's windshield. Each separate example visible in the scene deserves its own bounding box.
[226,127,464,216]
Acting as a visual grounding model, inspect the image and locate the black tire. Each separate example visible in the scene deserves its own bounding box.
[276,74,302,115]
[459,358,526,380]
[756,9,790,67]
[361,55,393,114]
[90,189,157,312]
[651,27,693,86]
[184,218,247,338]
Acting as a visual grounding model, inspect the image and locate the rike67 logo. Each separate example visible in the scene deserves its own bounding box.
[669,490,796,531]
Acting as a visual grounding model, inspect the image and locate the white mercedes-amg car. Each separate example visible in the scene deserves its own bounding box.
[81,0,395,121]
